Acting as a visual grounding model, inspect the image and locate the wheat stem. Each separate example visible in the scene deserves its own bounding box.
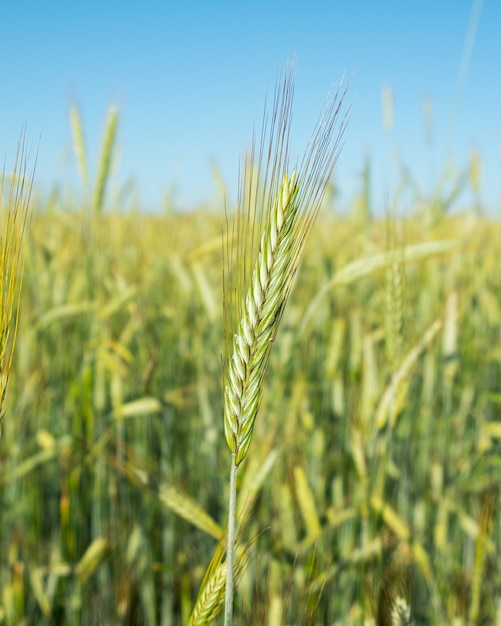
[223,454,238,626]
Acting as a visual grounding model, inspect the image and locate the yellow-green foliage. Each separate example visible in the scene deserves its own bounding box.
[1,195,500,624]
[0,138,34,426]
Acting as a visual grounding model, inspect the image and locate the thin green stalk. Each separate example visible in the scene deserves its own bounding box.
[223,454,238,626]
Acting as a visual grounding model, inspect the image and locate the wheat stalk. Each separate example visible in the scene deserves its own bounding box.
[222,63,348,625]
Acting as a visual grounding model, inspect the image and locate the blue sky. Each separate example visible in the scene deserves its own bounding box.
[2,0,499,213]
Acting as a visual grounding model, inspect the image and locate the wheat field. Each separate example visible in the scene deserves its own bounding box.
[0,104,500,625]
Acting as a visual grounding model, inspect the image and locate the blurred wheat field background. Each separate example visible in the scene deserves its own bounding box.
[1,110,501,626]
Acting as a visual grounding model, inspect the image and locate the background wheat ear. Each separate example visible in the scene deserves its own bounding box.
[0,132,35,428]
[188,533,254,626]
[69,104,118,214]
[93,106,119,214]
[222,64,349,625]
[69,106,89,187]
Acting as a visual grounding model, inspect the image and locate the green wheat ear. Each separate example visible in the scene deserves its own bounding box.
[0,133,35,427]
[224,169,300,465]
[223,67,349,467]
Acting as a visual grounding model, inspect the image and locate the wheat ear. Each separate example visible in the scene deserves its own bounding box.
[69,106,89,186]
[189,531,253,626]
[189,550,250,626]
[224,169,300,465]
[93,106,119,214]
[222,65,348,625]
